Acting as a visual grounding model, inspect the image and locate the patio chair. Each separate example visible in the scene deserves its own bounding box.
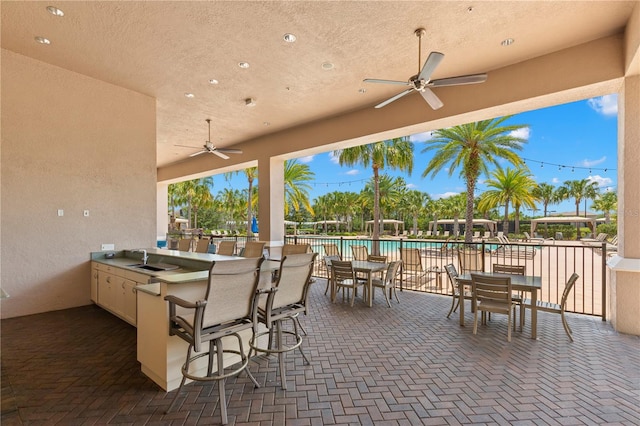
[250,253,317,390]
[400,247,430,286]
[425,231,432,237]
[371,260,402,307]
[416,230,423,237]
[282,243,311,255]
[443,230,450,237]
[351,244,369,260]
[522,273,579,341]
[217,240,236,256]
[493,263,526,330]
[581,232,608,244]
[323,255,341,295]
[323,243,341,259]
[472,231,481,241]
[482,231,491,239]
[523,231,554,244]
[194,238,210,253]
[164,257,263,423]
[177,238,192,252]
[471,273,517,342]
[458,249,484,274]
[444,264,472,318]
[243,241,266,258]
[331,260,366,306]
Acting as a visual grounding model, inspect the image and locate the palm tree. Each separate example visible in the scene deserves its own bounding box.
[403,190,430,235]
[335,137,413,253]
[284,160,315,216]
[478,167,537,236]
[557,179,599,238]
[225,167,257,236]
[312,194,332,233]
[191,181,215,229]
[532,183,560,217]
[420,116,528,243]
[592,190,617,224]
[441,193,467,238]
[169,177,214,229]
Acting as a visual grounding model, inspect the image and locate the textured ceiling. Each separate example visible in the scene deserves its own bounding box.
[2,1,637,167]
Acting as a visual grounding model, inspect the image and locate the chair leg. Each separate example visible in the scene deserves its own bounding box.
[446,295,458,318]
[350,286,356,306]
[561,311,574,342]
[276,321,287,390]
[392,286,400,303]
[294,314,308,336]
[216,338,228,424]
[382,286,391,308]
[473,309,479,335]
[237,334,260,388]
[291,317,310,365]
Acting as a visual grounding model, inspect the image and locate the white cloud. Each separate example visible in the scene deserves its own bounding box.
[346,169,359,176]
[409,131,434,143]
[551,177,561,184]
[580,156,606,167]
[407,183,417,189]
[587,95,618,116]
[509,127,531,140]
[298,155,314,163]
[329,152,340,164]
[587,174,613,188]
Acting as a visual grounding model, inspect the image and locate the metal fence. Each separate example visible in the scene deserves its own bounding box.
[286,235,609,319]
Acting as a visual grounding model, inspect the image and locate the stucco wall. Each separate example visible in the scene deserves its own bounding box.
[1,50,157,318]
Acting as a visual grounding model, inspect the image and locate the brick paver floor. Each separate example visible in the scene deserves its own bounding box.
[2,279,639,425]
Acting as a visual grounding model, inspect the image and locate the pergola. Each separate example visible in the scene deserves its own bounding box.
[312,220,346,233]
[365,219,405,236]
[429,218,498,233]
[530,216,597,234]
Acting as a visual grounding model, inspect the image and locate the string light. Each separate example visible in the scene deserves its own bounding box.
[313,177,370,188]
[521,157,615,173]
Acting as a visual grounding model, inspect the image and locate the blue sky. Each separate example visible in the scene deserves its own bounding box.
[213,94,618,217]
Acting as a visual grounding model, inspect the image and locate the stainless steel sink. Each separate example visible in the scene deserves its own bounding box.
[127,263,180,272]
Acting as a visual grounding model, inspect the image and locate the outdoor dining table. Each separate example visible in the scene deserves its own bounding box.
[457,272,542,339]
[328,259,388,307]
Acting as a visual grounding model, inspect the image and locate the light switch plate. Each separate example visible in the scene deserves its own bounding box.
[57,209,64,217]
[101,244,115,251]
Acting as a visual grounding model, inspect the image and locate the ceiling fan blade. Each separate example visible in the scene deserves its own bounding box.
[418,51,444,82]
[175,144,200,148]
[363,78,411,86]
[374,88,414,109]
[211,150,230,160]
[189,150,207,157]
[429,73,488,87]
[420,87,444,110]
[216,148,243,155]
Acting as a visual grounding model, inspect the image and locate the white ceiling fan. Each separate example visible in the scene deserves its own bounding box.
[175,119,243,160]
[364,28,488,110]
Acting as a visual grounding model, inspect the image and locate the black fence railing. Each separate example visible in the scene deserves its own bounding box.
[286,235,609,319]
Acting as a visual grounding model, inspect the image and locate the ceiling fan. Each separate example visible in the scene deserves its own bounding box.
[175,119,243,160]
[363,28,488,110]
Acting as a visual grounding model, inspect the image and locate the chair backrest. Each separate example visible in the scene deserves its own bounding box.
[194,238,210,253]
[381,260,402,286]
[202,257,264,328]
[471,273,512,306]
[523,232,532,240]
[351,245,368,260]
[177,238,192,251]
[323,243,341,258]
[483,231,491,238]
[331,260,356,282]
[561,273,579,309]
[493,263,526,275]
[282,243,311,255]
[271,253,317,310]
[443,230,450,237]
[400,248,423,272]
[444,263,458,285]
[367,254,387,263]
[609,235,618,245]
[458,249,483,273]
[473,231,481,238]
[217,240,236,256]
[243,241,265,258]
[425,231,432,237]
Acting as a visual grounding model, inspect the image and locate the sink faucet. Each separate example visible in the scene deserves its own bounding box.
[133,249,148,265]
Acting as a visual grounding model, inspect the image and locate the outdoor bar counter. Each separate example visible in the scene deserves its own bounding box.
[91,249,278,391]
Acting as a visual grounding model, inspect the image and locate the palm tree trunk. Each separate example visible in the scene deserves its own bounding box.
[503,202,510,236]
[465,179,475,243]
[372,167,381,255]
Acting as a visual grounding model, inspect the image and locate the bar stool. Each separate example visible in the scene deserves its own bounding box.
[164,257,264,424]
[249,253,317,390]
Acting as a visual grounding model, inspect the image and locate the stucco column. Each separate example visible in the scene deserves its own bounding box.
[157,183,169,245]
[607,74,640,335]
[257,156,285,257]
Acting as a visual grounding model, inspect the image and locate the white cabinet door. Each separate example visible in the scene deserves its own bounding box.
[122,279,137,326]
[97,272,114,309]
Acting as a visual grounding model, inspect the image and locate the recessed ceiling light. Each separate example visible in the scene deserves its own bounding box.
[184,93,195,98]
[501,38,515,46]
[46,6,64,16]
[263,122,271,126]
[209,79,219,85]
[467,6,474,13]
[245,98,256,107]
[322,62,334,70]
[283,33,297,43]
[238,62,250,69]
[358,88,367,94]
[35,36,51,45]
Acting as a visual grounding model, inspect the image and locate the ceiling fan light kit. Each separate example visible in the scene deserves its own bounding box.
[364,27,488,110]
[174,118,243,160]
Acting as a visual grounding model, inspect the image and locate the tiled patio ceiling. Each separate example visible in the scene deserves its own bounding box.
[2,280,639,425]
